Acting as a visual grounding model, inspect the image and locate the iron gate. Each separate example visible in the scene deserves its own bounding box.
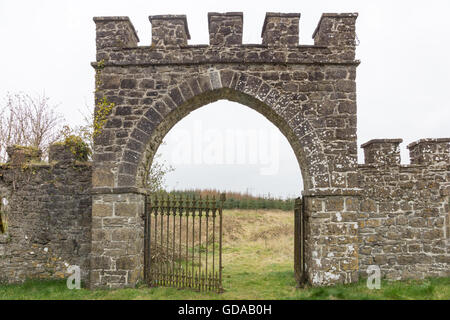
[144,193,225,292]
[294,197,307,286]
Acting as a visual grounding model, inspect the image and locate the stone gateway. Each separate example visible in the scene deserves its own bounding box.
[0,12,448,290]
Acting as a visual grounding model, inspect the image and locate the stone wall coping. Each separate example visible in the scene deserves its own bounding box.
[358,163,449,170]
[0,161,92,169]
[361,138,403,148]
[302,188,363,197]
[207,12,243,19]
[261,12,301,37]
[93,16,140,43]
[91,43,360,67]
[91,59,360,68]
[114,43,327,50]
[93,16,130,22]
[312,12,359,39]
[91,187,149,195]
[149,14,191,39]
[407,138,450,149]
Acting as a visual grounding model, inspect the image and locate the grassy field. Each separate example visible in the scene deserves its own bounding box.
[0,209,449,300]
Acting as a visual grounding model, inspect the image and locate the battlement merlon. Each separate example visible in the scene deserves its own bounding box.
[361,139,403,165]
[262,13,301,47]
[208,12,243,46]
[93,17,139,50]
[407,138,450,166]
[149,15,191,47]
[313,13,358,59]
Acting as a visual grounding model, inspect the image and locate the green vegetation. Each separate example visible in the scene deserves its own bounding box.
[56,128,92,161]
[0,209,448,300]
[166,189,296,211]
[93,59,114,138]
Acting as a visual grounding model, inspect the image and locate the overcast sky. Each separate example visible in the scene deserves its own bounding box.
[0,0,449,198]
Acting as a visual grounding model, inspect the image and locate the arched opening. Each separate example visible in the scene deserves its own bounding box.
[140,88,307,294]
[134,87,314,192]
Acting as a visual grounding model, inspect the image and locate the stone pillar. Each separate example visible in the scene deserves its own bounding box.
[208,12,243,46]
[90,191,145,289]
[149,15,191,46]
[407,138,450,165]
[303,194,360,286]
[261,12,300,46]
[361,139,403,165]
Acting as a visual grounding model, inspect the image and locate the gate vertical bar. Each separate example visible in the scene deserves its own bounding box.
[294,197,300,286]
[198,196,202,290]
[205,196,209,291]
[300,195,307,284]
[144,195,150,283]
[218,193,225,293]
[212,197,216,291]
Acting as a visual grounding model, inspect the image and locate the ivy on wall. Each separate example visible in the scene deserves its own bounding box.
[94,59,115,138]
[0,198,8,233]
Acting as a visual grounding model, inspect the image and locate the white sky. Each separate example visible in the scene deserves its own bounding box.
[0,0,449,197]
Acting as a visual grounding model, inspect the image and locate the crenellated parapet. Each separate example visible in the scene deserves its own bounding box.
[92,12,359,66]
[407,138,450,166]
[360,138,450,166]
[361,139,403,165]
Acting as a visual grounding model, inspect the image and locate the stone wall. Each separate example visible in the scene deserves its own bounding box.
[91,12,361,288]
[358,139,449,280]
[0,145,92,284]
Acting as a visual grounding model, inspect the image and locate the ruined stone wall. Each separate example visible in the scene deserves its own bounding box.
[358,139,449,280]
[0,146,92,283]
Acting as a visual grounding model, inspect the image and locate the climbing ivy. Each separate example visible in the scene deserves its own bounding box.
[93,59,114,138]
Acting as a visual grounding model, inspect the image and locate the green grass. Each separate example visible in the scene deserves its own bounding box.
[0,209,448,300]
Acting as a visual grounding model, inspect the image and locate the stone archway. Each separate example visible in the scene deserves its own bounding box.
[90,12,361,289]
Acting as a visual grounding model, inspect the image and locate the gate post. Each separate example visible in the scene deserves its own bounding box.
[89,189,145,289]
[302,193,360,286]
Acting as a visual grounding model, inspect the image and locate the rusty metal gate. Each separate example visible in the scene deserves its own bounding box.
[144,193,225,292]
[294,197,307,286]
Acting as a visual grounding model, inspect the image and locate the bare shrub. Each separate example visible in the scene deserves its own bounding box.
[0,92,64,162]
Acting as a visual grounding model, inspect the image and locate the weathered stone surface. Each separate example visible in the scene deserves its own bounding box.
[0,158,92,284]
[358,138,449,280]
[208,12,243,46]
[7,145,42,164]
[261,13,300,46]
